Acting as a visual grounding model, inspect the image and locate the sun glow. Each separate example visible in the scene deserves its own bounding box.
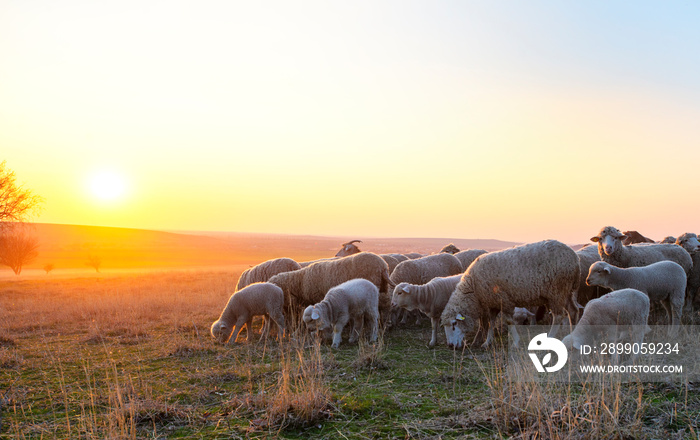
[88,170,127,202]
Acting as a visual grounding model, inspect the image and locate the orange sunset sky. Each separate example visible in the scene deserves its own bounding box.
[2,1,699,244]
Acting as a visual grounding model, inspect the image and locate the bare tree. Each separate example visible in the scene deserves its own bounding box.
[86,255,102,273]
[0,161,43,228]
[0,226,39,275]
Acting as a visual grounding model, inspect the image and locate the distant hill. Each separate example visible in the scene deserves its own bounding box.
[11,223,522,273]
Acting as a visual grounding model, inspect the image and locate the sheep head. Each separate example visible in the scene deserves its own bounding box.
[590,226,626,256]
[335,240,362,257]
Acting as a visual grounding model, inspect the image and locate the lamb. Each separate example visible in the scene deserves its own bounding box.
[268,252,393,315]
[575,244,610,306]
[211,282,286,344]
[440,240,580,349]
[390,253,463,286]
[302,278,379,348]
[235,257,301,291]
[590,226,692,275]
[585,260,685,334]
[661,236,677,244]
[440,243,460,254]
[561,288,650,362]
[391,275,461,347]
[454,249,488,271]
[675,233,700,308]
[335,240,363,257]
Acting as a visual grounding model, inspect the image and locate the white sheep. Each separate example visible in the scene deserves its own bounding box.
[440,243,461,254]
[590,226,692,275]
[561,288,650,362]
[302,278,379,348]
[268,252,393,316]
[235,257,301,291]
[211,282,286,344]
[586,260,685,334]
[675,232,700,308]
[441,240,580,349]
[453,249,488,272]
[389,253,464,286]
[391,275,461,347]
[575,244,610,305]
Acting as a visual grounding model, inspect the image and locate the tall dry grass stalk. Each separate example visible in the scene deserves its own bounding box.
[476,344,647,439]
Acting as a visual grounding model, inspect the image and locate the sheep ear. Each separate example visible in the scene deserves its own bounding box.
[590,236,600,242]
[311,308,320,320]
[402,286,410,294]
[456,313,465,321]
[604,266,611,274]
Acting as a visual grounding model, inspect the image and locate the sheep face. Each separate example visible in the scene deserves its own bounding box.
[676,233,700,253]
[585,261,612,287]
[591,226,626,256]
[302,305,331,335]
[211,320,233,343]
[391,283,417,310]
[443,313,476,349]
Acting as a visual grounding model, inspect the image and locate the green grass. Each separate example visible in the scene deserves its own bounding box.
[1,271,699,439]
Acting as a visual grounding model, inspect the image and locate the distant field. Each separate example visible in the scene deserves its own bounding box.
[4,223,523,276]
[1,269,698,439]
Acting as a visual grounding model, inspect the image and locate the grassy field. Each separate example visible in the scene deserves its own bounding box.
[1,269,699,439]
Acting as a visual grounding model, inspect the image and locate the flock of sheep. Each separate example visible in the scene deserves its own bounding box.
[210,228,700,354]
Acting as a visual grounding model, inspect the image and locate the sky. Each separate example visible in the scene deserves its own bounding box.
[2,1,699,244]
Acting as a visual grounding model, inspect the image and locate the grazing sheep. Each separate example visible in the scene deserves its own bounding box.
[440,243,460,254]
[235,257,301,291]
[302,278,379,348]
[386,253,409,263]
[586,261,685,334]
[454,249,488,272]
[211,283,286,344]
[390,253,463,286]
[403,252,425,260]
[622,230,655,245]
[561,288,650,362]
[575,244,610,306]
[661,236,677,244]
[441,240,580,349]
[675,233,700,308]
[391,275,461,347]
[590,226,692,275]
[512,307,537,325]
[379,254,400,274]
[269,252,393,315]
[335,240,363,257]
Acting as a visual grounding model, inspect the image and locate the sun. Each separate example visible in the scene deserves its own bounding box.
[88,170,127,201]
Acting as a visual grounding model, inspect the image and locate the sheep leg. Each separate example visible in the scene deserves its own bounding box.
[331,316,349,349]
[270,312,286,340]
[429,316,439,348]
[259,315,271,341]
[349,315,363,344]
[244,318,254,342]
[228,315,248,344]
[368,312,379,343]
[548,312,565,339]
[481,309,500,348]
[664,298,682,337]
